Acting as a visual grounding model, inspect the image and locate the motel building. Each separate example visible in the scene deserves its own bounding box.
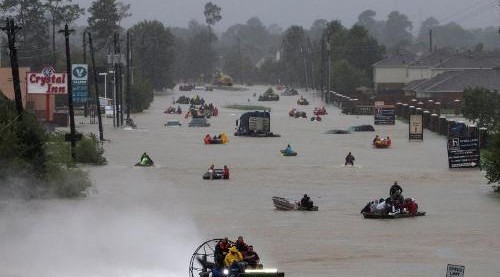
[0,66,68,126]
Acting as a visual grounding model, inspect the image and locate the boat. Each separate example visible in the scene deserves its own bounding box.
[202,169,224,180]
[373,139,391,148]
[258,88,280,101]
[188,117,210,127]
[204,133,229,144]
[281,88,298,96]
[288,109,306,118]
[297,96,309,105]
[272,196,318,211]
[362,211,426,219]
[280,149,297,156]
[189,238,285,277]
[313,107,327,115]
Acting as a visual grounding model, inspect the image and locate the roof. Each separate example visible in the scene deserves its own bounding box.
[409,49,500,69]
[403,69,500,93]
[409,49,452,67]
[373,51,418,67]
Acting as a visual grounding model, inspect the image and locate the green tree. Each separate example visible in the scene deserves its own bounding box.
[382,11,413,49]
[1,0,51,68]
[283,25,306,86]
[87,0,120,50]
[463,87,499,129]
[431,22,475,50]
[0,94,92,198]
[482,125,500,190]
[129,20,175,90]
[415,16,439,51]
[203,2,221,27]
[43,0,84,64]
[356,9,384,41]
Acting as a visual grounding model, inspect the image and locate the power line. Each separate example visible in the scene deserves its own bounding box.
[439,0,496,24]
[453,2,497,24]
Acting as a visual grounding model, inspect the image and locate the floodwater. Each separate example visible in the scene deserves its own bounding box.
[1,86,499,277]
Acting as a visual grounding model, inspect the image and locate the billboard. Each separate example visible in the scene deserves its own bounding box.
[27,66,67,94]
[72,64,88,103]
[409,114,423,140]
[374,105,395,125]
[447,136,480,168]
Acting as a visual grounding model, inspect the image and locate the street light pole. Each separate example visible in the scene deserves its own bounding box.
[109,70,116,127]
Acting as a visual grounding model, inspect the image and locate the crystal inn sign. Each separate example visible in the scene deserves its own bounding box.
[27,66,67,94]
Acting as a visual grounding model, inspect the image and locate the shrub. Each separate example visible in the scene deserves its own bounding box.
[76,133,107,165]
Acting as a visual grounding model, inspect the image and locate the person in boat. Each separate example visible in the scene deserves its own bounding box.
[243,245,261,269]
[300,194,314,208]
[385,136,391,146]
[386,181,404,213]
[235,236,248,253]
[403,198,418,215]
[223,165,230,179]
[390,181,404,203]
[214,237,230,268]
[139,152,153,166]
[177,105,182,114]
[228,260,244,277]
[204,134,212,144]
[208,164,215,180]
[345,152,355,166]
[372,135,380,145]
[126,118,136,128]
[283,144,294,154]
[224,246,244,267]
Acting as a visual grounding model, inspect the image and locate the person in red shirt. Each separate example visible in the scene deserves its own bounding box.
[223,165,230,179]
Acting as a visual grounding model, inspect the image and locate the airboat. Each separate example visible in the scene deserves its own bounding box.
[189,238,285,277]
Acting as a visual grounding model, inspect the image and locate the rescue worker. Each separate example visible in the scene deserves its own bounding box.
[345,152,355,166]
[300,194,313,208]
[224,246,244,267]
[139,152,153,166]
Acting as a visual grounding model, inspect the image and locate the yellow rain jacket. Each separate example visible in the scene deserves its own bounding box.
[224,246,243,267]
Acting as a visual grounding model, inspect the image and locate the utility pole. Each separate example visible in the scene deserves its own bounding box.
[113,32,121,127]
[429,29,433,53]
[327,35,332,104]
[320,36,325,101]
[237,36,243,85]
[88,32,104,141]
[307,37,316,92]
[301,46,309,92]
[83,30,88,118]
[126,31,131,121]
[59,24,77,160]
[1,19,23,118]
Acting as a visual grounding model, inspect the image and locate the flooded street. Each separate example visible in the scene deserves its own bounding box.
[1,86,499,277]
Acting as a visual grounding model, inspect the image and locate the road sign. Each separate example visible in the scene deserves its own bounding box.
[409,114,423,140]
[446,264,465,277]
[72,64,88,103]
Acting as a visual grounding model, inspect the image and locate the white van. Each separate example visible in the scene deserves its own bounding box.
[105,106,114,118]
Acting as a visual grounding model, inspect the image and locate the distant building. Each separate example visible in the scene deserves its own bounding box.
[372,49,500,106]
[403,69,500,102]
[372,51,417,92]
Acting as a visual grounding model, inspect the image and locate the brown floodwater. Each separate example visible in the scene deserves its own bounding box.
[0,86,499,277]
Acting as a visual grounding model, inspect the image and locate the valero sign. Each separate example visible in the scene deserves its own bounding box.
[27,66,67,94]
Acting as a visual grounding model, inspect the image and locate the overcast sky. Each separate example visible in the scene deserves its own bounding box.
[74,0,500,32]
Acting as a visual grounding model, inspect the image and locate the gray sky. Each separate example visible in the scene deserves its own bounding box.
[74,0,500,31]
